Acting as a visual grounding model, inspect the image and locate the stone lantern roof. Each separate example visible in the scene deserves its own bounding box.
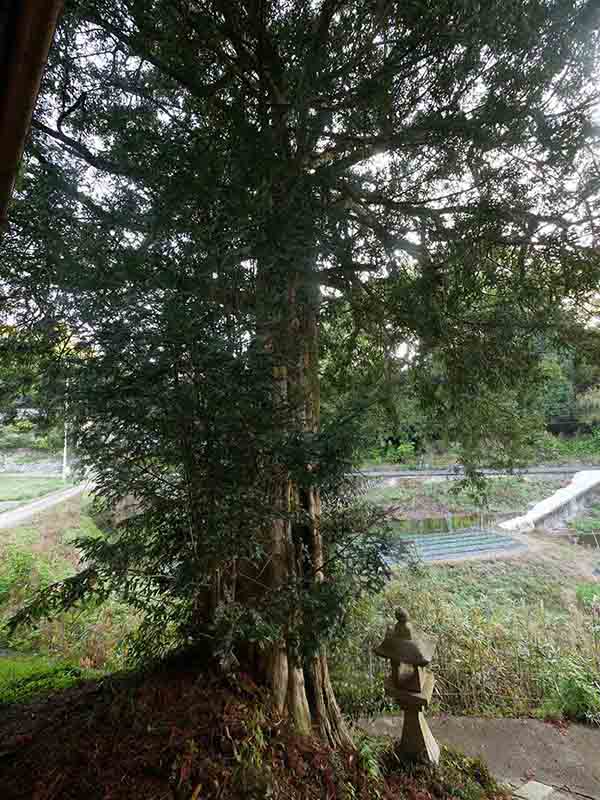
[373,607,436,667]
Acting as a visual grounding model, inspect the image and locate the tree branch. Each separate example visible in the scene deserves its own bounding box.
[32,119,141,179]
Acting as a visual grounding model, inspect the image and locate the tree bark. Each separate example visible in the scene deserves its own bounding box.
[257,258,352,748]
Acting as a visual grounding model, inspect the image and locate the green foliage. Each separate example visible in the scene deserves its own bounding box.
[385,442,416,465]
[0,324,69,432]
[369,477,564,514]
[434,747,502,800]
[0,506,137,669]
[0,424,36,450]
[540,659,600,725]
[568,509,600,537]
[535,429,600,462]
[0,423,63,452]
[576,387,600,425]
[0,545,73,608]
[334,672,396,722]
[331,559,600,723]
[378,744,506,800]
[538,356,577,422]
[30,425,64,452]
[353,733,385,783]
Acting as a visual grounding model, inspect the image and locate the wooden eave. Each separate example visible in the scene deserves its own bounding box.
[0,0,62,226]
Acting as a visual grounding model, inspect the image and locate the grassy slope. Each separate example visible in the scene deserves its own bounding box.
[368,476,566,515]
[0,655,98,705]
[0,476,67,503]
[332,547,600,723]
[0,496,135,677]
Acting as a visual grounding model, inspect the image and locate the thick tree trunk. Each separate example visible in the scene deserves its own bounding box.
[257,261,353,748]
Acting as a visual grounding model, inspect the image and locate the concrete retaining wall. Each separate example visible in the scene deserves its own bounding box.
[500,470,600,532]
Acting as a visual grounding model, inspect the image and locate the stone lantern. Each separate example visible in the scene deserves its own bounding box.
[374,607,440,764]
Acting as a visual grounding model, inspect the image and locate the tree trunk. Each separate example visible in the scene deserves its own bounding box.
[257,261,353,748]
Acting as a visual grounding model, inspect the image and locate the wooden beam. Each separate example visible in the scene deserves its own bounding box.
[0,0,63,226]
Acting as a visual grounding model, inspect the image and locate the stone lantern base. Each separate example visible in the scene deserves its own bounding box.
[399,710,440,765]
[385,670,440,765]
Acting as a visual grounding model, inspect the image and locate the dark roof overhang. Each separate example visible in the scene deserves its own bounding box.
[0,0,62,226]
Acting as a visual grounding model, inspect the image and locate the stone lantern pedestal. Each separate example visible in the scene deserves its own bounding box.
[374,608,440,765]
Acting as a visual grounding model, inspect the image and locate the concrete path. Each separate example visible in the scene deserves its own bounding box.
[361,715,600,799]
[0,484,85,530]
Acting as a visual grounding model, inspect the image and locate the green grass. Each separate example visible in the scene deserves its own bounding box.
[368,477,565,514]
[331,557,600,724]
[0,653,96,705]
[0,475,67,502]
[576,582,600,611]
[362,448,459,471]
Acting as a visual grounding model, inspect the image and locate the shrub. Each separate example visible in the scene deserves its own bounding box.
[0,425,36,450]
[535,429,600,463]
[11,419,35,433]
[391,442,416,464]
[0,423,63,453]
[0,546,71,606]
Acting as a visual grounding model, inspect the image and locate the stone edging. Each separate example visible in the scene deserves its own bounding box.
[500,470,600,532]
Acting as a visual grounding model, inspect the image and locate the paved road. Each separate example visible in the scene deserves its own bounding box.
[0,484,86,530]
[360,464,600,479]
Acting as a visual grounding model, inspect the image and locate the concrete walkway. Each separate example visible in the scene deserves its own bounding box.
[361,715,600,799]
[0,484,85,530]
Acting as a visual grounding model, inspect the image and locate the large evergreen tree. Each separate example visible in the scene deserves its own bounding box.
[2,1,600,744]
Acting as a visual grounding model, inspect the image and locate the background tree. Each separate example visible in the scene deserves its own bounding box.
[0,324,68,432]
[2,0,600,745]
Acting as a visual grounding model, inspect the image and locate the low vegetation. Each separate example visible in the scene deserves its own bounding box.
[0,422,62,453]
[0,497,137,678]
[535,429,600,465]
[3,488,599,732]
[568,501,600,537]
[0,475,67,503]
[1,488,597,798]
[0,655,97,705]
[331,557,600,726]
[364,431,600,470]
[368,477,566,516]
